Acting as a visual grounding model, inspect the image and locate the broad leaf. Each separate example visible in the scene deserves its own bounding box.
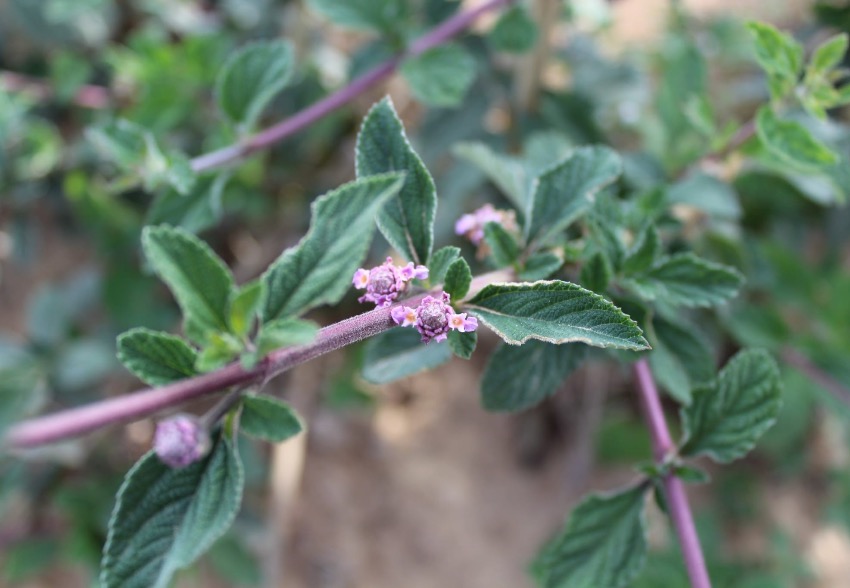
[488,5,538,54]
[466,281,648,350]
[307,0,407,33]
[532,484,648,588]
[622,226,661,275]
[755,106,839,171]
[483,221,520,267]
[452,142,527,209]
[256,318,319,355]
[142,225,235,343]
[356,97,436,265]
[809,33,848,74]
[481,341,586,412]
[681,349,782,463]
[746,22,803,101]
[647,317,715,405]
[101,433,243,588]
[519,252,563,281]
[525,146,622,244]
[240,395,303,442]
[261,173,404,321]
[443,257,472,300]
[362,328,452,384]
[400,44,476,108]
[622,253,743,308]
[447,330,477,360]
[147,173,230,234]
[579,252,612,293]
[215,40,294,130]
[117,328,198,386]
[428,246,461,284]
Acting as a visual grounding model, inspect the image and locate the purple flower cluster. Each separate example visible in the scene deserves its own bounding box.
[391,291,478,343]
[353,256,429,307]
[153,414,210,468]
[454,203,518,246]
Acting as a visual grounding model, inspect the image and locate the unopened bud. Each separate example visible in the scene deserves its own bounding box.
[153,414,210,468]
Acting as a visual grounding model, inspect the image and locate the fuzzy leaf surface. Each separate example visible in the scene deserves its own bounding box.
[240,395,303,442]
[428,246,460,284]
[400,44,476,108]
[362,328,452,384]
[448,330,477,359]
[117,328,198,386]
[466,281,648,350]
[443,257,472,300]
[622,253,743,308]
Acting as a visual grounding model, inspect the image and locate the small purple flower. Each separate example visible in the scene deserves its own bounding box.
[392,291,478,343]
[455,203,518,246]
[353,257,429,307]
[153,414,210,468]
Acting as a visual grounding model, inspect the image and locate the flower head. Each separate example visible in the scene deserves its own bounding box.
[154,414,210,468]
[454,204,518,246]
[353,257,429,307]
[391,291,478,343]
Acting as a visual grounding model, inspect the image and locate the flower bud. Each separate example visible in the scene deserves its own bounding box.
[353,257,429,307]
[391,291,478,344]
[153,414,210,468]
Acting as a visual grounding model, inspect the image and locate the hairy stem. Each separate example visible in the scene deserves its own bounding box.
[191,0,514,173]
[633,359,712,588]
[5,271,511,450]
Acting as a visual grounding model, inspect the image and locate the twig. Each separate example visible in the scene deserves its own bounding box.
[4,271,511,450]
[190,0,515,173]
[0,71,111,109]
[633,359,711,588]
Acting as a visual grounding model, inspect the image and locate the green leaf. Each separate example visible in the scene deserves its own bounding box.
[809,33,848,75]
[0,363,45,440]
[622,253,744,308]
[100,433,244,588]
[261,173,404,322]
[681,349,782,463]
[483,221,521,267]
[117,328,198,386]
[673,464,710,484]
[147,173,230,235]
[256,318,319,355]
[579,252,611,293]
[488,5,538,54]
[196,333,243,372]
[452,142,527,209]
[428,246,461,284]
[401,44,476,108]
[746,22,803,101]
[362,328,452,384]
[142,225,235,344]
[481,341,586,412]
[647,317,714,405]
[86,119,146,170]
[755,106,839,171]
[356,97,436,265]
[443,257,472,300]
[307,0,407,33]
[532,484,648,588]
[622,226,661,275]
[447,330,477,360]
[215,40,294,131]
[466,281,649,350]
[667,173,742,221]
[228,281,263,339]
[520,252,563,281]
[239,394,303,442]
[525,146,622,244]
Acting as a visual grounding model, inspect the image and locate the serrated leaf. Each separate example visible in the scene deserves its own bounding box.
[356,97,436,265]
[809,33,848,75]
[481,341,586,412]
[580,252,611,293]
[484,221,520,267]
[147,173,230,235]
[622,253,743,308]
[362,328,452,384]
[143,225,235,344]
[401,44,476,108]
[307,0,408,33]
[466,281,648,350]
[100,433,243,588]
[488,5,538,54]
[239,394,303,442]
[681,349,782,463]
[532,484,648,588]
[755,106,839,171]
[746,22,803,101]
[443,257,472,300]
[520,252,563,281]
[428,246,460,284]
[228,281,263,339]
[525,146,622,244]
[215,40,294,130]
[256,318,319,355]
[196,333,243,372]
[117,328,198,386]
[452,142,527,209]
[622,226,661,275]
[447,330,477,359]
[648,317,714,405]
[261,173,404,322]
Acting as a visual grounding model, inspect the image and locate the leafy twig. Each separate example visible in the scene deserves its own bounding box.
[633,359,712,588]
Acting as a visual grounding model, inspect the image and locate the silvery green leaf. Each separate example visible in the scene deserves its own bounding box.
[755,106,839,171]
[400,44,476,108]
[240,395,303,443]
[428,246,461,284]
[447,330,477,360]
[483,221,520,268]
[362,328,452,384]
[452,142,527,209]
[443,257,472,300]
[117,328,198,386]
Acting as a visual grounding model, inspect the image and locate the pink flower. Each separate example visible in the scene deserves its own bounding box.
[353,257,429,307]
[454,203,517,246]
[154,414,210,468]
[391,291,479,343]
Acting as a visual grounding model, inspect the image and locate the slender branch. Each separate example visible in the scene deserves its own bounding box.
[633,359,712,588]
[190,0,515,173]
[4,271,511,450]
[0,71,111,109]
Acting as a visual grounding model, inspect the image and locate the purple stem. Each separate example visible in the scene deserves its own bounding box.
[633,359,712,588]
[191,0,514,173]
[5,272,509,449]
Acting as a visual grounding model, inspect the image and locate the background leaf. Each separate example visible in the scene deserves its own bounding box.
[428,246,460,284]
[240,394,303,442]
[307,0,408,33]
[443,257,472,300]
[401,44,476,108]
[488,5,538,54]
[117,328,198,386]
[447,330,477,360]
[755,106,839,171]
[362,328,452,384]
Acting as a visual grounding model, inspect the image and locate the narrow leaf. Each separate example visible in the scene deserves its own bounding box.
[117,328,198,386]
[362,328,452,384]
[400,44,476,108]
[443,257,472,300]
[356,97,436,265]
[261,173,404,321]
[101,433,243,588]
[240,395,303,442]
[622,226,661,275]
[142,225,235,343]
[229,281,263,339]
[466,281,648,350]
[681,349,782,463]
